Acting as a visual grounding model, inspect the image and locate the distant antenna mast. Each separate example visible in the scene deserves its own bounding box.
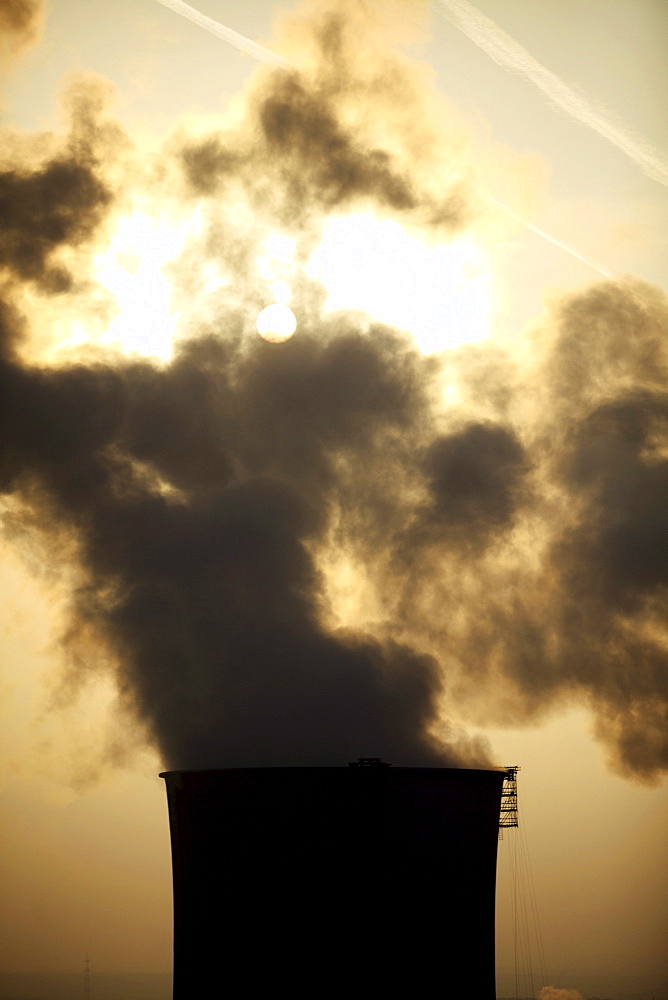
[499,765,520,832]
[83,954,91,1000]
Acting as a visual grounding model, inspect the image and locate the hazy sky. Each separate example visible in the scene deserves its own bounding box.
[0,1,666,995]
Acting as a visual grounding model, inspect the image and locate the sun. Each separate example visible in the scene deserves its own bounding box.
[257,303,297,343]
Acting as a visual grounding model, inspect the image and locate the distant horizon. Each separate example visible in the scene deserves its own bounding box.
[1,969,667,1000]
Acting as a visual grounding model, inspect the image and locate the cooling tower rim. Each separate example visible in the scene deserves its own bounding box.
[159,764,509,777]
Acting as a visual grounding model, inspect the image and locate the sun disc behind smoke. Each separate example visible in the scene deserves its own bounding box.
[257,303,297,343]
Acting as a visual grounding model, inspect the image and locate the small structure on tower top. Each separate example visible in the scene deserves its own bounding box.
[347,757,391,768]
[499,766,520,829]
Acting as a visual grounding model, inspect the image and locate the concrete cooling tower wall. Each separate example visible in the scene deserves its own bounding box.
[161,764,506,998]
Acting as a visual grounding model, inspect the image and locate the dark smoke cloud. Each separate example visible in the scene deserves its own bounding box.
[559,393,668,603]
[0,75,123,295]
[409,279,667,783]
[544,389,668,779]
[419,422,528,549]
[0,0,43,65]
[177,1,470,233]
[0,304,487,768]
[0,0,666,782]
[257,73,418,213]
[0,156,110,292]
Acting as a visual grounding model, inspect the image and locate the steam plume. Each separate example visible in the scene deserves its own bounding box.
[154,0,613,274]
[0,0,666,782]
[438,0,668,187]
[0,75,122,293]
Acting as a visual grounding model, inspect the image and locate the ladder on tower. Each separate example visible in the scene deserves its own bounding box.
[499,765,520,834]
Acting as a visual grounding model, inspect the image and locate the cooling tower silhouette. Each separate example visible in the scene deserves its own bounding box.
[161,763,506,998]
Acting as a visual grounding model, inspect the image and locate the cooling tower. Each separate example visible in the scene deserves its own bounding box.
[161,764,506,998]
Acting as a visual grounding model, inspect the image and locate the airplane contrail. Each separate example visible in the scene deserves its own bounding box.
[151,0,292,69]
[437,0,668,188]
[488,196,612,278]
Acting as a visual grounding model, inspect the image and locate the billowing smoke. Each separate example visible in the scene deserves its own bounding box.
[0,68,126,308]
[0,0,666,780]
[0,0,43,67]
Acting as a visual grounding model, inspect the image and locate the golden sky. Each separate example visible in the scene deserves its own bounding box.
[0,0,666,992]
